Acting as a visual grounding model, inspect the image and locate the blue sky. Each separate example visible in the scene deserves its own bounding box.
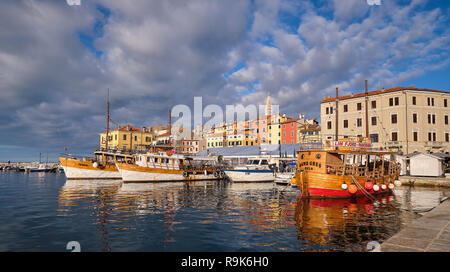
[0,0,449,161]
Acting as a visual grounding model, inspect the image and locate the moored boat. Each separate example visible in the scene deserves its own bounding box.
[58,151,131,180]
[222,157,276,183]
[115,152,224,183]
[291,139,401,199]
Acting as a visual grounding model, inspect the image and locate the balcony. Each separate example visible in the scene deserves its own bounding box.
[386,141,401,148]
[425,141,444,148]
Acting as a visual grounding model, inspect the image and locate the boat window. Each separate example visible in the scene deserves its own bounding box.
[316,154,321,159]
[261,160,268,165]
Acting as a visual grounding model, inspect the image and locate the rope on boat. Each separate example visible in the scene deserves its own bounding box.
[351,175,376,201]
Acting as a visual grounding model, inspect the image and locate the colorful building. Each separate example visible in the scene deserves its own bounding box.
[281,117,298,144]
[100,125,153,151]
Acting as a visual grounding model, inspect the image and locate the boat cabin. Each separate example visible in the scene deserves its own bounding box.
[297,150,399,178]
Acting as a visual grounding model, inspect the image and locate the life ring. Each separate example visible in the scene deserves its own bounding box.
[182,172,189,178]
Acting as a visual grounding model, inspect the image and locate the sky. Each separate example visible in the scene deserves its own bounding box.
[0,0,449,161]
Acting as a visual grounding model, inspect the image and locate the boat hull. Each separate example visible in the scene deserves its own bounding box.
[298,171,396,199]
[116,162,220,183]
[59,157,121,180]
[223,169,274,183]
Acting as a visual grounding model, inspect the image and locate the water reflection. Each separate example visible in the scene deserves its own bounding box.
[58,180,122,252]
[56,179,450,251]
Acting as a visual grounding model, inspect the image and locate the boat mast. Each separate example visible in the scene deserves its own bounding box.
[335,87,339,141]
[106,88,110,151]
[365,80,369,139]
[168,98,172,147]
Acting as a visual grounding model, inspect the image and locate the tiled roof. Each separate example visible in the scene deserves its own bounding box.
[102,125,143,133]
[321,87,449,103]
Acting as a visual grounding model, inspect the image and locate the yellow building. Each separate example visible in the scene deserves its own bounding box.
[267,113,286,145]
[100,125,153,151]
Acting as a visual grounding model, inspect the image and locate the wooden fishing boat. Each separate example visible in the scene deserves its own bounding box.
[59,151,131,180]
[292,140,401,199]
[115,152,224,183]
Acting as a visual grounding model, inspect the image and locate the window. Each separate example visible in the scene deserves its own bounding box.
[413,131,418,142]
[291,122,294,127]
[115,135,117,140]
[357,103,362,111]
[134,136,137,141]
[391,132,398,141]
[371,116,377,126]
[395,97,399,106]
[291,131,294,137]
[146,137,151,142]
[445,99,448,108]
[326,107,329,114]
[123,135,127,140]
[343,120,348,128]
[327,121,332,130]
[446,133,449,142]
[428,132,436,141]
[357,118,362,127]
[412,96,416,105]
[391,114,397,124]
[343,104,348,112]
[445,115,448,125]
[428,97,435,106]
[432,114,436,124]
[389,98,393,106]
[427,97,430,106]
[371,101,376,109]
[413,113,417,123]
[370,133,379,143]
[283,132,286,137]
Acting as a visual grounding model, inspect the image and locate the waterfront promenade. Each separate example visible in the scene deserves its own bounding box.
[381,198,450,252]
[399,175,450,188]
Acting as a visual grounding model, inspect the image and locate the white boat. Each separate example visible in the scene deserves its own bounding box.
[222,157,275,183]
[115,152,223,183]
[274,161,297,186]
[25,163,50,173]
[59,151,130,180]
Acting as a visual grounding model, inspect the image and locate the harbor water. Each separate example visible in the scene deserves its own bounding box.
[1,171,449,252]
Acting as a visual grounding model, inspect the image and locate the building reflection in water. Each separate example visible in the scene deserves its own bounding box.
[58,179,434,251]
[58,180,122,252]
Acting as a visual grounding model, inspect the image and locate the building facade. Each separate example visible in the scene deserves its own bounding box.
[100,125,153,151]
[320,86,450,154]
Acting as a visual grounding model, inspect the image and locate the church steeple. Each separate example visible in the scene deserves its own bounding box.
[265,92,272,116]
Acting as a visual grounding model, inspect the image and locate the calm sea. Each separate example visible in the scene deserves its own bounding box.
[0,171,448,252]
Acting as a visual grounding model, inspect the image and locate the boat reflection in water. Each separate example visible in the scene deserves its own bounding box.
[57,178,414,251]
